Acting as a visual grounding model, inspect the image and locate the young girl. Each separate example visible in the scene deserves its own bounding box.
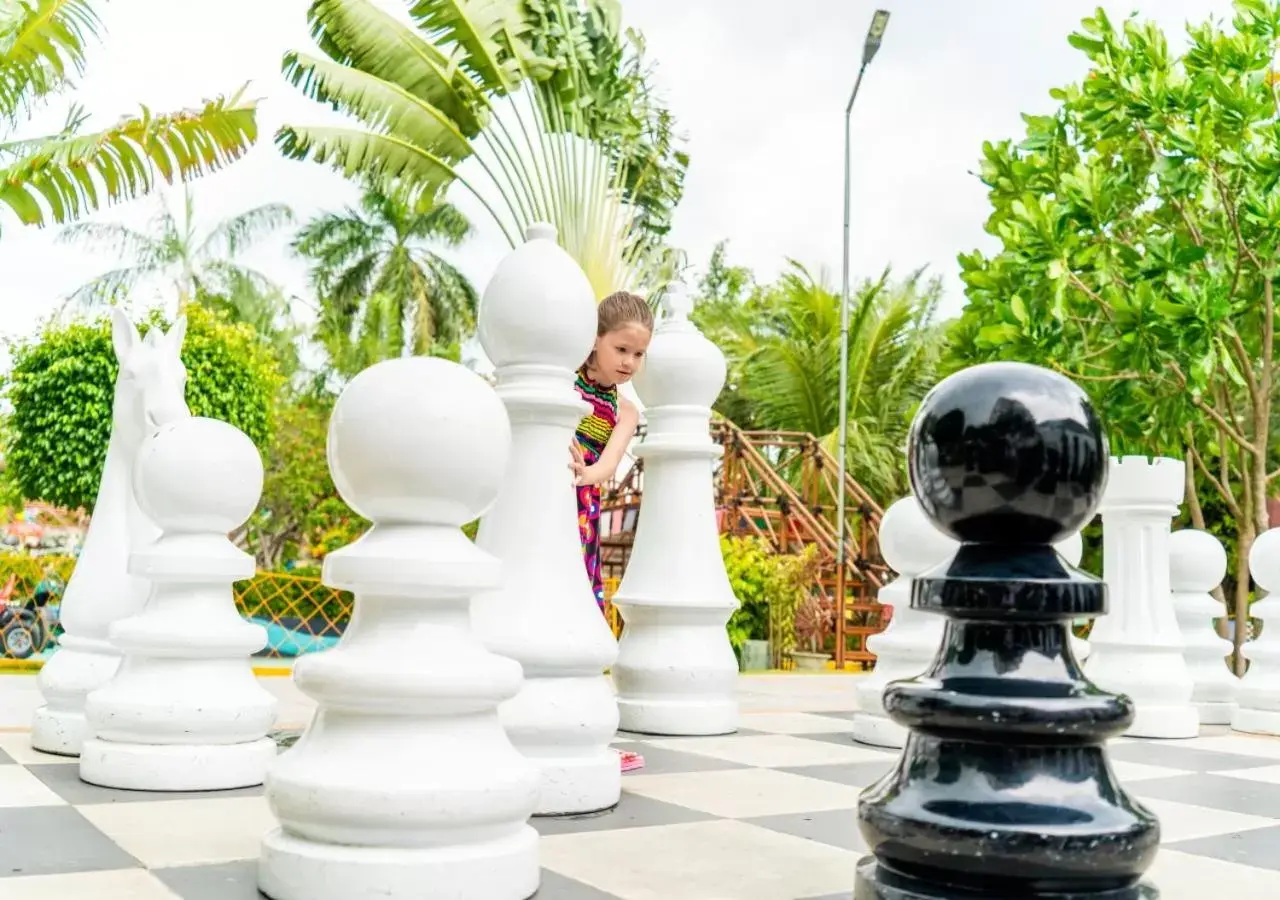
[569,291,654,612]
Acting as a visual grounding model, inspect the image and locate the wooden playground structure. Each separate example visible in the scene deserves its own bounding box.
[599,418,891,668]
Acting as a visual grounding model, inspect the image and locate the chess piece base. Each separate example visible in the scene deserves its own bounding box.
[259,824,539,900]
[80,737,276,791]
[1230,705,1280,736]
[32,636,123,756]
[31,706,90,758]
[853,856,1159,900]
[528,749,622,816]
[616,696,737,736]
[1195,700,1236,726]
[1124,704,1199,739]
[851,713,907,750]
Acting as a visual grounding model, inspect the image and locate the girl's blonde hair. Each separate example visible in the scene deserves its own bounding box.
[596,291,654,336]
[586,291,653,369]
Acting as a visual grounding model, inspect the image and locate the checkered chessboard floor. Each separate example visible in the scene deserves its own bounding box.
[1,713,1279,899]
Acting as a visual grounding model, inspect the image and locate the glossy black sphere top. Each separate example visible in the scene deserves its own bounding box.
[907,361,1109,545]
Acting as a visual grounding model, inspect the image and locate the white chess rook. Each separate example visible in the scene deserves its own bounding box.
[1232,527,1280,736]
[1171,529,1237,726]
[852,496,957,749]
[612,285,739,736]
[80,417,278,790]
[471,223,621,816]
[259,357,540,900]
[1085,455,1199,738]
[33,312,190,756]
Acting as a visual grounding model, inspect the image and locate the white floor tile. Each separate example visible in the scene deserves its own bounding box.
[622,767,864,819]
[76,796,276,868]
[0,766,67,807]
[647,734,887,768]
[1148,849,1280,899]
[0,735,79,766]
[739,712,855,734]
[541,819,858,900]
[1138,797,1280,843]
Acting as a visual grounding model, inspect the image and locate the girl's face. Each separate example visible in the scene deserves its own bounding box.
[593,322,652,385]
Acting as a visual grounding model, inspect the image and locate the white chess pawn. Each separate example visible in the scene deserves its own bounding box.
[1232,527,1280,736]
[852,496,957,749]
[1170,529,1236,725]
[259,356,539,900]
[80,417,277,790]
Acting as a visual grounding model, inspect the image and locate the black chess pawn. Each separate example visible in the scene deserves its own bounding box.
[854,361,1160,900]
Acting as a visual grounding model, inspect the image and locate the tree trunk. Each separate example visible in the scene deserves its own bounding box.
[1233,523,1256,675]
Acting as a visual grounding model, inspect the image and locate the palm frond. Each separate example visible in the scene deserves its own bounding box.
[56,220,160,259]
[197,202,294,259]
[0,88,258,227]
[283,51,472,160]
[0,0,99,121]
[407,0,550,92]
[61,265,147,309]
[305,0,485,135]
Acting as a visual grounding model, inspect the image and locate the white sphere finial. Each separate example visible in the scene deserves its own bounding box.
[134,417,263,534]
[526,222,556,243]
[662,284,694,321]
[327,357,511,527]
[878,496,957,576]
[1170,529,1228,592]
[477,222,596,369]
[1250,528,1280,593]
[1055,530,1084,567]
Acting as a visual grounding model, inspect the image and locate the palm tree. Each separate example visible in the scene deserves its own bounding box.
[0,1,258,231]
[58,186,294,313]
[697,261,946,502]
[292,186,476,376]
[274,0,688,299]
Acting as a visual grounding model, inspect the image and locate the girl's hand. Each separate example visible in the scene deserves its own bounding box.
[568,441,586,483]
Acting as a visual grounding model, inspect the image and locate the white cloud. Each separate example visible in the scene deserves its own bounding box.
[0,0,1241,363]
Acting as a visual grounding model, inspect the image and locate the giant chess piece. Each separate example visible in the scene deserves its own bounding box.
[852,496,957,749]
[1231,527,1280,736]
[471,223,621,816]
[854,361,1160,900]
[259,356,540,900]
[80,417,278,790]
[612,285,739,736]
[1170,529,1237,726]
[33,311,190,756]
[1086,456,1198,739]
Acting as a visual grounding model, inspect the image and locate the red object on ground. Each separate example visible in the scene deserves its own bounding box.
[618,749,645,772]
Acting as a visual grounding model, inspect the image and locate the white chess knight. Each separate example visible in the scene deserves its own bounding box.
[80,416,278,790]
[260,356,540,900]
[611,285,739,736]
[32,310,191,756]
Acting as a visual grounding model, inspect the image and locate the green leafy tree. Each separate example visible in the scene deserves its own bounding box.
[0,1,258,230]
[250,387,361,568]
[695,256,946,502]
[276,0,687,297]
[946,1,1280,661]
[292,186,476,376]
[5,304,282,512]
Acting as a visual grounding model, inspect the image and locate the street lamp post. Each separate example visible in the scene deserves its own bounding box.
[835,9,890,670]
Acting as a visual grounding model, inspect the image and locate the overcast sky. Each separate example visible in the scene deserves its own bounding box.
[0,0,1241,361]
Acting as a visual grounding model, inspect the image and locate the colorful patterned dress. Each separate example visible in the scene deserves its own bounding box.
[574,366,618,610]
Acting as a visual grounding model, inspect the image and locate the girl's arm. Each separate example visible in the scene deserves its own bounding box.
[580,397,640,485]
